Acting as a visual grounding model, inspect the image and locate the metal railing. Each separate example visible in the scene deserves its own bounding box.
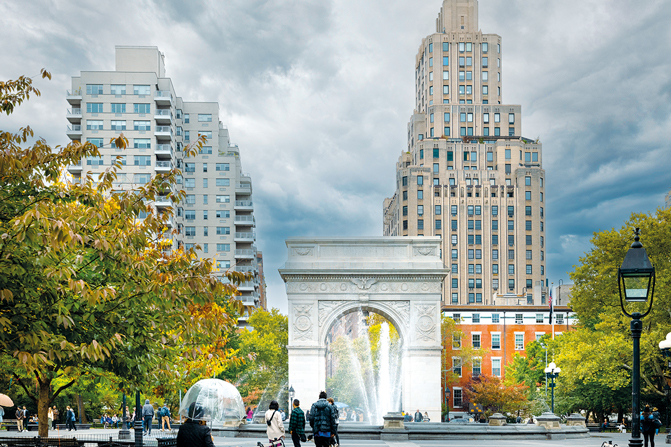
[234,215,254,222]
[155,144,172,153]
[67,125,82,132]
[154,109,172,117]
[155,91,172,99]
[236,183,251,189]
[155,161,172,169]
[155,126,172,134]
[235,232,256,239]
[66,88,82,96]
[235,266,257,273]
[235,249,255,256]
[67,108,82,115]
[235,200,253,207]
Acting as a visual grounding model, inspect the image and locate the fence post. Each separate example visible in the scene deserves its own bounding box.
[134,420,143,447]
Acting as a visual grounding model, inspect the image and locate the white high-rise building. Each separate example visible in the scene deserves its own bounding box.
[66,46,262,314]
[383,0,548,307]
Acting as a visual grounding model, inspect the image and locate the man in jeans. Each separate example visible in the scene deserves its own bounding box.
[142,400,154,435]
[308,392,336,447]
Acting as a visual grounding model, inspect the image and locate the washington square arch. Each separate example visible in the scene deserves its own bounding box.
[279,237,448,422]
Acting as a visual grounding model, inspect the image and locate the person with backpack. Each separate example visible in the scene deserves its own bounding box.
[308,392,336,447]
[288,399,306,447]
[265,400,285,444]
[160,404,171,431]
[142,400,155,435]
[327,398,340,446]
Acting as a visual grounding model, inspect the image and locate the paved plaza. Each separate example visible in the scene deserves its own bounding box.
[0,428,638,447]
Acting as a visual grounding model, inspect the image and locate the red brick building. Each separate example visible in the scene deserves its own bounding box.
[441,305,575,414]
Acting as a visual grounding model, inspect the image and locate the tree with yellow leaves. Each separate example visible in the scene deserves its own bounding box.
[0,71,247,436]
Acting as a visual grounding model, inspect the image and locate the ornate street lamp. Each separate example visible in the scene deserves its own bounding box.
[288,385,295,415]
[544,362,560,413]
[618,229,655,447]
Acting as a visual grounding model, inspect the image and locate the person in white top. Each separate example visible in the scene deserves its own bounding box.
[265,400,285,444]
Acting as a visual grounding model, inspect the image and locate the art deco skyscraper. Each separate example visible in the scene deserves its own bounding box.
[66,46,263,318]
[383,0,548,306]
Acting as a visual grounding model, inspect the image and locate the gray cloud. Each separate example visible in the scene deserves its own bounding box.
[1,0,669,312]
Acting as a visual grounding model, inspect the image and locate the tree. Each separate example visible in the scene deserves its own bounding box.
[464,375,528,415]
[220,308,288,408]
[0,71,246,436]
[568,208,671,402]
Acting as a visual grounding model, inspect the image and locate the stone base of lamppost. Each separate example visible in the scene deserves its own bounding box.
[628,438,643,447]
[565,413,586,427]
[118,427,131,440]
[536,412,561,430]
[488,413,507,426]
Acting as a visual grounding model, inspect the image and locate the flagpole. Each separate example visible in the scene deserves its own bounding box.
[550,282,554,340]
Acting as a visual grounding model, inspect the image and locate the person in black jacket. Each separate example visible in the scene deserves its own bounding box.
[176,403,215,447]
[308,392,336,447]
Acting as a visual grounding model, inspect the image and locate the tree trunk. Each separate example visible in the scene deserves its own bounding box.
[78,394,87,423]
[38,379,52,438]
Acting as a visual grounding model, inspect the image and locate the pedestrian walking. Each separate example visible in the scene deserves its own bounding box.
[16,406,24,432]
[48,406,53,431]
[288,399,306,447]
[22,406,29,430]
[142,399,154,435]
[308,391,336,447]
[66,406,77,431]
[414,409,423,422]
[641,405,657,447]
[423,412,430,422]
[326,398,340,446]
[265,400,285,444]
[52,406,59,430]
[161,403,171,431]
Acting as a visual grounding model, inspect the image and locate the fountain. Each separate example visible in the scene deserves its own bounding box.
[328,311,403,425]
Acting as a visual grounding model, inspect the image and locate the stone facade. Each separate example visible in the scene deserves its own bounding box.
[279,237,448,422]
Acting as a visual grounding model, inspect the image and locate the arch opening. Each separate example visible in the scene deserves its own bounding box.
[324,307,404,424]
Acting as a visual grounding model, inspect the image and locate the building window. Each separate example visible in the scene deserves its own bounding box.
[198,114,213,122]
[472,313,480,323]
[515,333,524,350]
[111,103,125,113]
[492,358,501,377]
[451,277,458,288]
[556,314,565,324]
[491,333,501,349]
[472,333,481,348]
[216,227,231,235]
[492,249,498,260]
[133,155,151,166]
[134,103,151,114]
[133,85,150,95]
[536,314,544,324]
[185,162,195,172]
[453,357,462,377]
[453,388,463,407]
[215,195,230,203]
[452,334,461,349]
[492,264,498,274]
[525,206,532,216]
[184,226,196,237]
[417,219,424,230]
[492,313,500,324]
[184,178,195,188]
[216,178,230,187]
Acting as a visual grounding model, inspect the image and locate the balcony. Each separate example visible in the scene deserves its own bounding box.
[155,160,172,172]
[234,200,253,210]
[154,126,173,139]
[238,281,257,292]
[155,144,173,157]
[66,124,82,138]
[154,109,173,123]
[237,295,259,306]
[236,182,252,194]
[160,216,175,228]
[66,108,82,122]
[154,195,172,207]
[234,249,256,259]
[234,232,256,242]
[67,162,83,172]
[235,266,257,274]
[66,88,82,104]
[234,215,255,225]
[154,91,173,105]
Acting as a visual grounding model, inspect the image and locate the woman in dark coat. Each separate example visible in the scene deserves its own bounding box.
[176,403,215,447]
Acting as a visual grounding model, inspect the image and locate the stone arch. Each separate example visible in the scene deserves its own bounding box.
[280,237,448,423]
[320,301,409,346]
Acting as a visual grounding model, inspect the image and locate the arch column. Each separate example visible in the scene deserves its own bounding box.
[280,237,448,423]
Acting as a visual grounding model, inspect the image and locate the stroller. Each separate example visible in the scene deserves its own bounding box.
[257,439,285,447]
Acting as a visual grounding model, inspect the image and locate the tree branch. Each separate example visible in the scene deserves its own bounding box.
[51,378,78,401]
[14,374,37,403]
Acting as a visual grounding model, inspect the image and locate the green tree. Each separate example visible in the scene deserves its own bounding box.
[0,71,246,436]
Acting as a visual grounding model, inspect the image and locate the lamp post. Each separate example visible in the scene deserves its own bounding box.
[618,228,656,447]
[539,342,548,397]
[288,385,295,416]
[544,362,560,413]
[658,333,671,444]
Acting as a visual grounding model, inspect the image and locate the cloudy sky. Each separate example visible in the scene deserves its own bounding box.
[1,0,670,313]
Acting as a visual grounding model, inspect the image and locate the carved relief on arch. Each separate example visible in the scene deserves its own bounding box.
[293,304,314,341]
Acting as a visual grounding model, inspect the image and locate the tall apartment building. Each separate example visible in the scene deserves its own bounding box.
[383,0,548,307]
[66,46,262,314]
